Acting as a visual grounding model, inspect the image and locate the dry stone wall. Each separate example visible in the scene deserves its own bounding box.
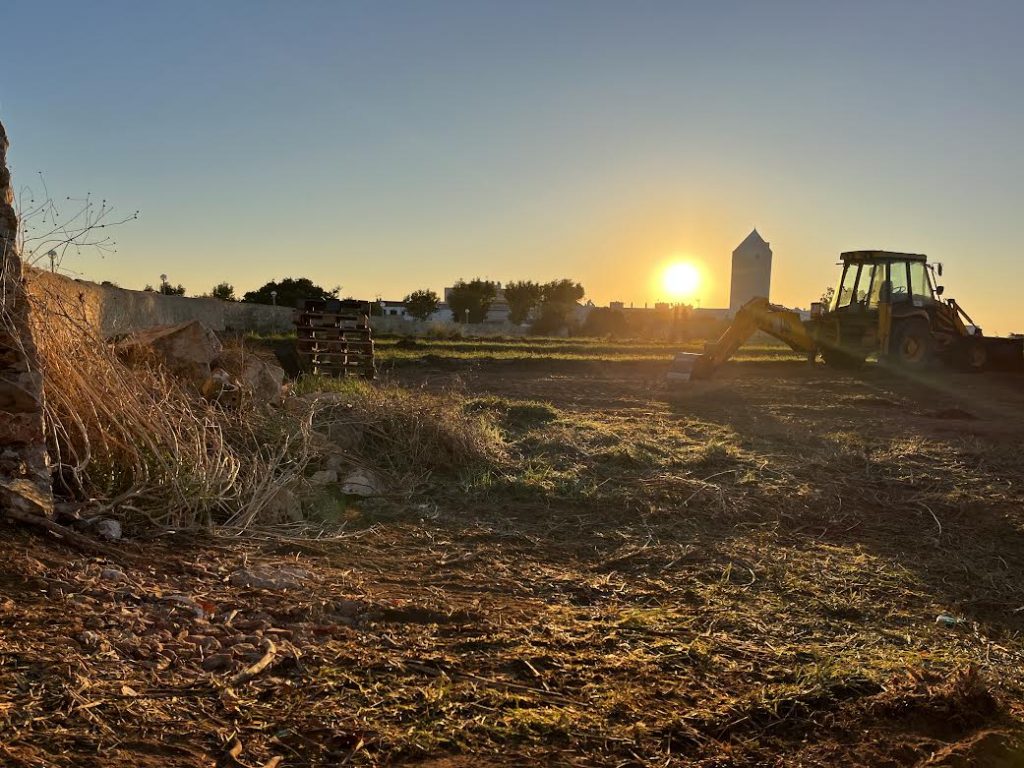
[26,269,294,337]
[0,121,52,517]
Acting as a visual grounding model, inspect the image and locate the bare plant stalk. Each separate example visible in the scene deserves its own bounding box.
[16,173,138,273]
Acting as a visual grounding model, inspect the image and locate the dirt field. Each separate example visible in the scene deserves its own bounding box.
[4,349,1024,766]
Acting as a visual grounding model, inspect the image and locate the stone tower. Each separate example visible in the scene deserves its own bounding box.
[729,229,772,314]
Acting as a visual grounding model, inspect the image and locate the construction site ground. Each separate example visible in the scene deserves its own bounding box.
[4,347,1024,766]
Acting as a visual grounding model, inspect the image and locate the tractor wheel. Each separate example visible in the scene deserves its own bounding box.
[953,338,988,372]
[821,345,866,369]
[886,318,934,368]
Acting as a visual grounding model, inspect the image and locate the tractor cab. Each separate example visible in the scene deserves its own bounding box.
[830,251,938,314]
[816,250,999,369]
[812,251,940,367]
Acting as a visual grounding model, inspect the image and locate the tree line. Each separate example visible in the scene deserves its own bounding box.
[143,277,339,305]
[141,276,587,330]
[401,278,584,329]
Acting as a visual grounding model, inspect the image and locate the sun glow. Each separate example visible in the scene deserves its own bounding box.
[663,261,701,300]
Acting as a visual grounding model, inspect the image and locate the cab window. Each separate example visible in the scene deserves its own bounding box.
[908,262,933,304]
[867,265,888,308]
[834,264,860,309]
[889,261,910,302]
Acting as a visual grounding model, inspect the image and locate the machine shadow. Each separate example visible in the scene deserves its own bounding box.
[663,359,1024,637]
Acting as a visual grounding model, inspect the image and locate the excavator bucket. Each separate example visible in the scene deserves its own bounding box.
[666,352,703,382]
[667,351,717,382]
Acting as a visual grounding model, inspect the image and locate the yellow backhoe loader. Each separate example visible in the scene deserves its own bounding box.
[669,250,1023,381]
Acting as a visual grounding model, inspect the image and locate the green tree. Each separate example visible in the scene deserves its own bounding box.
[541,278,585,306]
[447,278,497,323]
[210,282,236,301]
[158,279,186,296]
[242,277,339,307]
[403,289,440,321]
[582,307,629,337]
[530,279,585,333]
[503,280,543,325]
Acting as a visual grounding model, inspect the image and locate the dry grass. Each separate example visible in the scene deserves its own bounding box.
[23,288,506,532]
[296,375,506,488]
[5,333,1024,765]
[26,286,319,530]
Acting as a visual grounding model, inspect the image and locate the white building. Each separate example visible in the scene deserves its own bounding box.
[442,284,511,323]
[729,229,772,314]
[379,300,410,318]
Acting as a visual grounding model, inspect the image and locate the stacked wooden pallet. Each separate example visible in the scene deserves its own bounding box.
[294,299,376,378]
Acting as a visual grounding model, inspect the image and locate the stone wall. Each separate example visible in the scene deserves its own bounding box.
[25,269,294,337]
[0,120,52,517]
[23,273,532,340]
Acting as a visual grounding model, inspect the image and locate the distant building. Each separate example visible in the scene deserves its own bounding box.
[428,302,451,323]
[729,229,772,314]
[379,300,409,318]
[694,307,730,320]
[442,284,511,323]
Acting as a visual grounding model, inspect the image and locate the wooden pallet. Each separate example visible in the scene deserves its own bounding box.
[294,299,376,378]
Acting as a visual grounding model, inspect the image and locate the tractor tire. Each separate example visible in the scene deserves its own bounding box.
[952,337,988,372]
[886,318,934,368]
[821,345,866,369]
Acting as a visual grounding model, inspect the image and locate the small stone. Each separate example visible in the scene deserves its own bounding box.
[100,567,127,583]
[76,630,109,652]
[187,634,221,652]
[324,452,349,473]
[230,566,308,591]
[164,594,208,619]
[77,630,99,647]
[201,653,233,672]
[95,519,122,541]
[341,469,380,497]
[232,617,272,632]
[332,599,365,618]
[309,469,338,486]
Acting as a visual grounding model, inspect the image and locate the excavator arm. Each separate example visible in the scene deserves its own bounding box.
[669,297,817,381]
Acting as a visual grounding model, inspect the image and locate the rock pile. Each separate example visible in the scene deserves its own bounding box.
[117,321,286,406]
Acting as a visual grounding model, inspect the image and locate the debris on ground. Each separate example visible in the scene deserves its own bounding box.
[4,352,1024,766]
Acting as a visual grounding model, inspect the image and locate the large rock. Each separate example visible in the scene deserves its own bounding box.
[341,469,381,497]
[213,348,285,404]
[117,321,223,381]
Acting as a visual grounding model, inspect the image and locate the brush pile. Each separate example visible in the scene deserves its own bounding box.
[24,283,504,533]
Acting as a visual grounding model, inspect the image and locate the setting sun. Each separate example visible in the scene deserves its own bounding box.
[663,262,700,300]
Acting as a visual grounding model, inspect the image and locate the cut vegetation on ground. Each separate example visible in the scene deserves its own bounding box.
[3,337,1024,766]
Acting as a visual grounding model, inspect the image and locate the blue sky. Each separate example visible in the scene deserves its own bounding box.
[3,1,1023,330]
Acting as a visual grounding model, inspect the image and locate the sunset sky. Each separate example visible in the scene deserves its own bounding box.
[3,1,1023,331]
